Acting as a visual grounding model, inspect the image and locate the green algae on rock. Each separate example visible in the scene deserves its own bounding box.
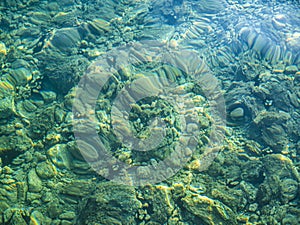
[0,0,300,224]
[76,182,142,224]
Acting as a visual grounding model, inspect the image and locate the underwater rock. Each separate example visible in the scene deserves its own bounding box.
[67,141,84,161]
[46,199,62,219]
[16,100,38,119]
[28,168,43,193]
[261,124,287,151]
[262,154,299,180]
[0,80,14,95]
[0,202,10,216]
[27,11,52,26]
[40,90,57,103]
[251,111,290,152]
[47,144,72,169]
[149,0,186,25]
[229,107,244,120]
[209,46,235,69]
[6,59,33,87]
[59,211,76,220]
[0,42,7,56]
[284,65,298,75]
[22,100,38,112]
[225,82,258,125]
[61,179,94,197]
[183,19,213,40]
[5,68,32,87]
[279,178,298,203]
[235,12,298,66]
[257,154,300,205]
[43,27,82,55]
[211,186,245,211]
[240,181,258,203]
[286,32,300,52]
[181,193,237,225]
[3,208,29,225]
[281,214,300,225]
[0,128,33,166]
[77,182,142,224]
[1,1,300,224]
[85,18,111,36]
[256,174,280,205]
[30,210,52,225]
[0,176,20,205]
[241,160,264,184]
[54,106,66,124]
[28,105,58,140]
[37,53,89,94]
[138,185,175,223]
[36,161,57,179]
[0,97,14,119]
[74,139,99,162]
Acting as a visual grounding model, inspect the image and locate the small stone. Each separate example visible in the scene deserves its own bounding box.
[30,211,45,225]
[47,144,71,169]
[0,97,14,119]
[3,166,13,174]
[59,211,76,220]
[182,193,237,224]
[87,49,102,58]
[60,220,73,225]
[0,42,7,55]
[62,180,93,197]
[28,169,43,192]
[272,64,285,73]
[230,107,244,119]
[47,201,62,218]
[27,193,42,205]
[36,161,57,179]
[285,65,298,75]
[186,123,199,133]
[0,202,10,212]
[6,209,27,225]
[248,203,258,212]
[280,178,298,202]
[40,90,57,103]
[294,72,300,83]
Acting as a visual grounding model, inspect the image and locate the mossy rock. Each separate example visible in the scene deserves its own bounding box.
[181,193,237,225]
[76,182,142,225]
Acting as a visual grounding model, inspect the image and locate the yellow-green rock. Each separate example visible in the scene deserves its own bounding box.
[181,193,237,225]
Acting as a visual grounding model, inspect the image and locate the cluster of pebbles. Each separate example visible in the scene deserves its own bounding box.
[0,0,300,224]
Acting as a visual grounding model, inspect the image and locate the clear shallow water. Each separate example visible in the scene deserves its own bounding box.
[0,0,300,224]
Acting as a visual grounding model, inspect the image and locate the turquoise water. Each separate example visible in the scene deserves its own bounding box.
[0,0,300,224]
